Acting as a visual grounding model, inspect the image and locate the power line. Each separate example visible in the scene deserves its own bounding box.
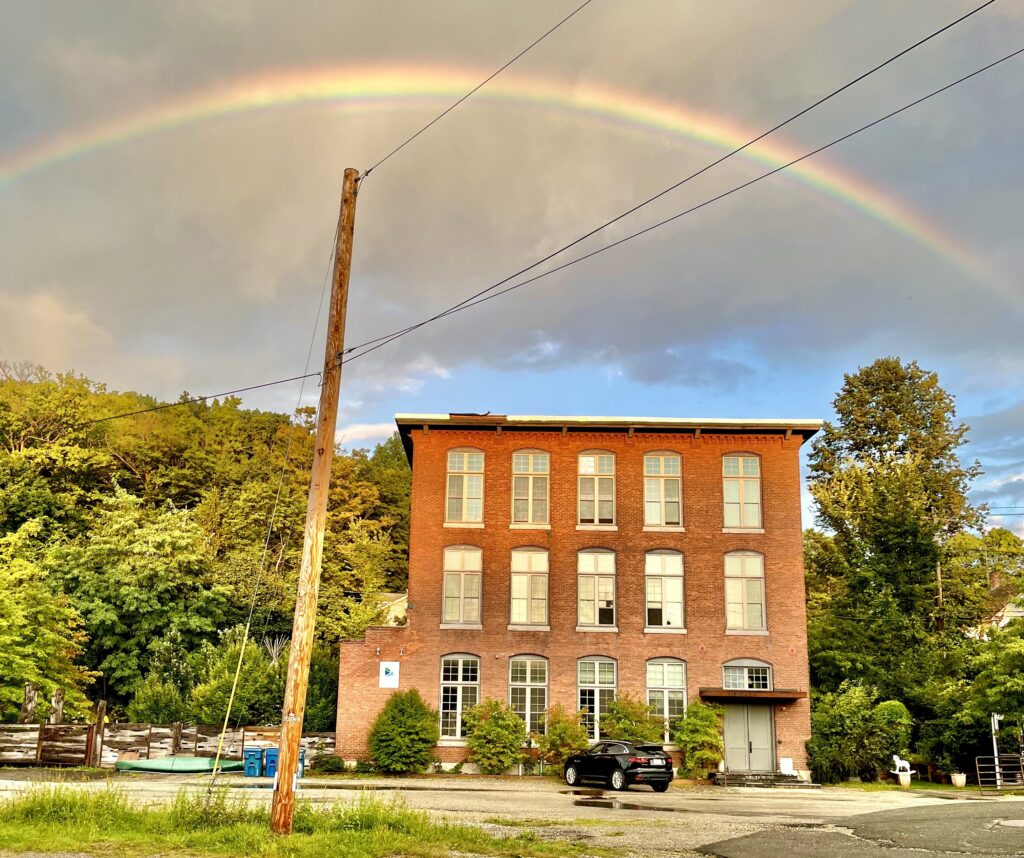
[339,45,1024,367]
[362,0,595,178]
[343,0,997,356]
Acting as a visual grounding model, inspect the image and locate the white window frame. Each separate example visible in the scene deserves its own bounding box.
[644,453,682,527]
[723,658,773,691]
[509,656,548,735]
[577,550,616,630]
[439,654,480,740]
[578,452,616,526]
[647,658,687,743]
[441,546,482,627]
[724,552,766,632]
[645,551,685,631]
[578,657,617,741]
[512,450,550,526]
[446,448,484,524]
[723,454,762,529]
[510,548,549,627]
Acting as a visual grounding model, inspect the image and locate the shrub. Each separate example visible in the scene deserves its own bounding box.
[310,753,349,774]
[464,698,527,775]
[599,694,663,744]
[672,701,724,778]
[807,682,914,783]
[368,690,438,774]
[534,704,589,770]
[126,676,189,724]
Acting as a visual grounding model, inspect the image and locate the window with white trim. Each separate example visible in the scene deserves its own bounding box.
[509,657,547,735]
[577,550,615,627]
[510,548,548,625]
[442,547,482,625]
[447,449,484,523]
[723,455,761,528]
[645,551,684,629]
[440,654,480,739]
[512,451,549,525]
[578,453,615,525]
[725,552,766,631]
[578,658,616,740]
[647,659,687,743]
[723,659,772,690]
[644,454,682,526]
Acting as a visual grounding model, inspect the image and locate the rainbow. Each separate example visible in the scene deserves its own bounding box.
[0,65,1008,298]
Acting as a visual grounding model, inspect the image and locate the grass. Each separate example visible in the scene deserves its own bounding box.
[0,785,621,857]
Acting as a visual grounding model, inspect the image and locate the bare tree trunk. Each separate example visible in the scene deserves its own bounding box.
[18,683,38,723]
[49,688,65,724]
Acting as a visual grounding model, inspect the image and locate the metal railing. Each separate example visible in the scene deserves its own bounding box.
[975,755,1024,795]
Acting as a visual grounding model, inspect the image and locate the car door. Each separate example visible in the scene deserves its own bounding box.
[581,743,606,781]
[601,743,628,782]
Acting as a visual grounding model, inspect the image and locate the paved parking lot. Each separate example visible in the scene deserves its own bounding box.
[2,771,1022,856]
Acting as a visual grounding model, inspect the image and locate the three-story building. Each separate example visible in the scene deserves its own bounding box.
[336,413,821,777]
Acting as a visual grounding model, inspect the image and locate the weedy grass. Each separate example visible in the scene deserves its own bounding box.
[0,785,618,857]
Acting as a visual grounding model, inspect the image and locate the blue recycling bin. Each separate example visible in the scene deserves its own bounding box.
[243,747,263,778]
[299,749,306,778]
[263,747,279,779]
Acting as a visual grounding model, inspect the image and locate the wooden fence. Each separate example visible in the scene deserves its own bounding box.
[0,722,335,769]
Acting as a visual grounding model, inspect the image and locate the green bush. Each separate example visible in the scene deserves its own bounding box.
[807,682,914,783]
[464,699,527,775]
[534,704,589,770]
[672,701,724,778]
[599,694,663,744]
[126,676,189,724]
[310,754,349,774]
[368,690,438,774]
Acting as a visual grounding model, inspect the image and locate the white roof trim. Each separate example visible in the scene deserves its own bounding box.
[395,413,822,428]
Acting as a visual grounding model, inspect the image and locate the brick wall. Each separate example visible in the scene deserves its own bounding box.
[337,423,812,772]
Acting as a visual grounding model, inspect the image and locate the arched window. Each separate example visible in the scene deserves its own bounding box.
[723,453,761,529]
[440,654,480,739]
[578,451,615,525]
[512,450,550,526]
[645,551,684,630]
[446,448,484,524]
[644,452,682,526]
[510,548,549,626]
[577,657,616,740]
[442,546,482,626]
[509,656,548,735]
[723,658,772,691]
[647,658,687,742]
[577,549,616,629]
[724,552,766,632]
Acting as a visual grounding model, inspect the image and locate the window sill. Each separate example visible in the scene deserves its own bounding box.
[439,623,482,630]
[444,522,484,529]
[508,624,550,632]
[643,525,685,532]
[576,524,618,531]
[722,527,765,534]
[576,625,618,633]
[437,739,467,748]
[644,627,687,634]
[509,523,551,530]
[725,629,769,636]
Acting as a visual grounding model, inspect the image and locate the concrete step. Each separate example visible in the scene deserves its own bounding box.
[710,772,819,788]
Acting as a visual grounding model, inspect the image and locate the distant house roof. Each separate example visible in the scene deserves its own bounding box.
[394,413,822,465]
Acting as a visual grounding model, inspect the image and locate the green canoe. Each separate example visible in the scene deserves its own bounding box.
[114,755,245,774]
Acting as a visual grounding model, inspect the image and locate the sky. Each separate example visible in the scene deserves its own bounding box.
[1,0,1022,531]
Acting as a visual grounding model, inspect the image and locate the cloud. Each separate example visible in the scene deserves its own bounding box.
[0,291,110,369]
[335,422,395,446]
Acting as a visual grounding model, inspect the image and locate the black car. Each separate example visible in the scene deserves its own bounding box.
[564,741,674,792]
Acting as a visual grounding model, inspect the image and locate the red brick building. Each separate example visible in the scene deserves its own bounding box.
[337,413,821,777]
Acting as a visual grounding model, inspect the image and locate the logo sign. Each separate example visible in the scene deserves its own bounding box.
[379,661,400,689]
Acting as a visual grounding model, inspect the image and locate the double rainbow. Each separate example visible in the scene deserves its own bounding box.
[0,65,1008,300]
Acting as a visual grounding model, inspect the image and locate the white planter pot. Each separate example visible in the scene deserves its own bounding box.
[951,772,967,788]
[897,772,912,789]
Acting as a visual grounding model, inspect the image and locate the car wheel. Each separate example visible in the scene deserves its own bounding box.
[651,781,670,793]
[565,765,578,786]
[609,769,627,791]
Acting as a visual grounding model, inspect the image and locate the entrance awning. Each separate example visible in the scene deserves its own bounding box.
[699,687,807,702]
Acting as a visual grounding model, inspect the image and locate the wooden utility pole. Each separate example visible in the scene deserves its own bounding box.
[271,167,360,834]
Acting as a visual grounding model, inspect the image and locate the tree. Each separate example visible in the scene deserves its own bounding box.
[188,628,286,726]
[598,694,663,744]
[534,705,589,770]
[368,690,438,774]
[672,701,724,778]
[464,699,528,774]
[316,520,392,644]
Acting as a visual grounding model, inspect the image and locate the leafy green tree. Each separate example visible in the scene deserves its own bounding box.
[464,699,528,774]
[598,694,663,743]
[317,520,392,644]
[368,690,439,774]
[188,628,285,726]
[533,705,589,770]
[672,701,724,778]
